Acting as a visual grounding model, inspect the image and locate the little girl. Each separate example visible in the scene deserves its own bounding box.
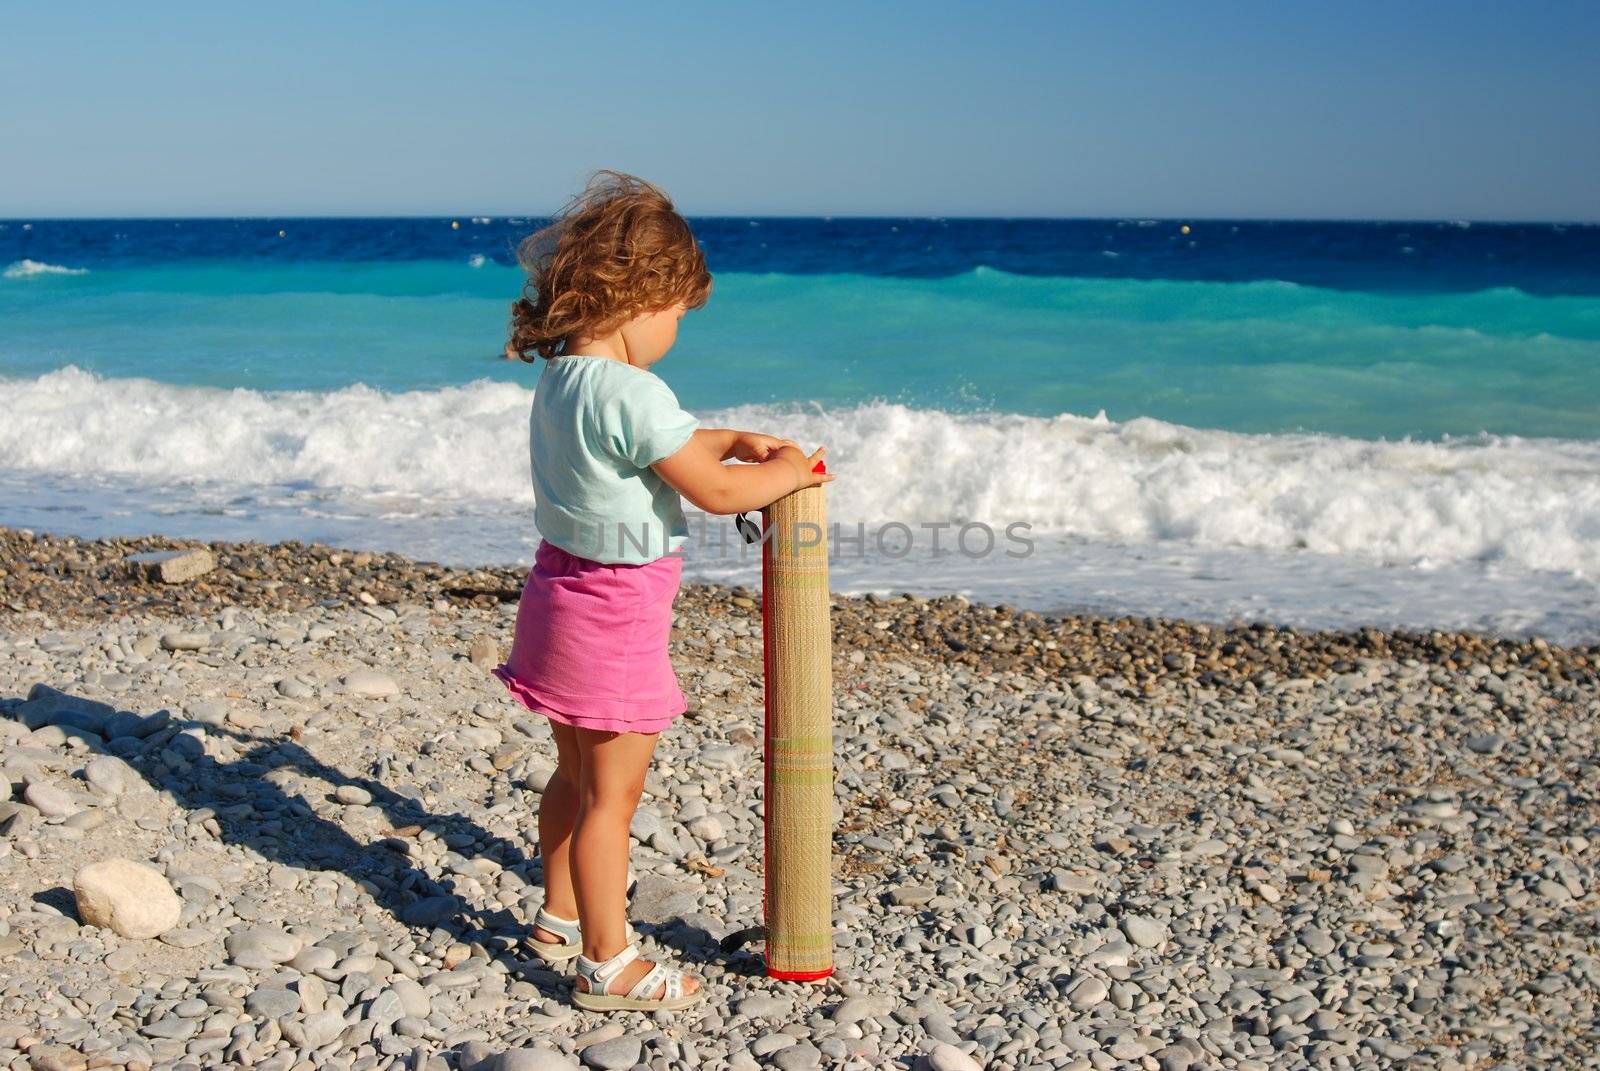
[492,170,833,1012]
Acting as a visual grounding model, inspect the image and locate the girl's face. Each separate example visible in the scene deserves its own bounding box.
[620,301,688,366]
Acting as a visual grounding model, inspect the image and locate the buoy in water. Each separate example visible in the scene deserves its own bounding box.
[451,221,460,230]
[1180,224,1191,235]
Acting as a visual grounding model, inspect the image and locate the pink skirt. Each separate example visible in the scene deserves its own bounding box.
[492,538,688,735]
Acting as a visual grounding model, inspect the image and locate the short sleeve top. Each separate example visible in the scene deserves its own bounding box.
[528,354,701,564]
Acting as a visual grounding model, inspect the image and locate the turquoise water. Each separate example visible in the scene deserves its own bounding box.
[4,260,1599,441]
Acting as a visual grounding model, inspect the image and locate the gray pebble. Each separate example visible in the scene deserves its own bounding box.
[245,986,300,1019]
[769,1041,823,1071]
[579,1035,642,1070]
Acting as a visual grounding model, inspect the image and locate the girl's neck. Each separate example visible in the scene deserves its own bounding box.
[564,328,628,364]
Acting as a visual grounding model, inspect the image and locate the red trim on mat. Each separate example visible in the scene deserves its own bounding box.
[768,966,834,982]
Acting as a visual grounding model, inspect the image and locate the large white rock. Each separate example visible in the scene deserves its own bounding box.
[74,858,182,939]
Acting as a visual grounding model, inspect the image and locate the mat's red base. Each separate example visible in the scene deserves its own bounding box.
[766,965,835,982]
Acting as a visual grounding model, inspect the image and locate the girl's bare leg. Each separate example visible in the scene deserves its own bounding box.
[571,726,700,998]
[531,720,582,942]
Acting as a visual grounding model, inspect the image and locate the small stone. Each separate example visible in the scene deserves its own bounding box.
[499,1049,581,1071]
[1083,939,1134,968]
[228,708,267,730]
[737,993,790,1018]
[246,986,301,1019]
[292,945,337,974]
[1466,733,1506,754]
[300,1009,346,1048]
[468,634,498,668]
[1298,926,1336,956]
[399,895,461,927]
[686,814,725,841]
[887,884,936,907]
[389,977,431,1018]
[751,1034,795,1057]
[276,677,314,699]
[627,874,700,925]
[458,1043,499,1071]
[1067,975,1108,1008]
[160,631,210,652]
[366,989,404,1035]
[19,684,113,732]
[1051,871,1100,895]
[698,744,747,771]
[579,1036,642,1070]
[769,1042,823,1071]
[225,926,302,968]
[1119,914,1167,948]
[1156,1043,1197,1071]
[297,974,328,1014]
[25,1044,87,1071]
[343,668,399,697]
[74,858,182,939]
[571,1025,624,1050]
[831,995,893,1024]
[1410,799,1459,820]
[927,1044,985,1071]
[140,1016,197,1040]
[335,785,373,806]
[177,706,224,735]
[157,926,210,948]
[394,1015,427,1037]
[24,782,77,818]
[127,547,216,583]
[84,757,131,796]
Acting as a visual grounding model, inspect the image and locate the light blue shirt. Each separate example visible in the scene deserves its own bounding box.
[529,354,702,564]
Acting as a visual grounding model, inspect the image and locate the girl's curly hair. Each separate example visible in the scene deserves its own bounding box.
[508,170,713,361]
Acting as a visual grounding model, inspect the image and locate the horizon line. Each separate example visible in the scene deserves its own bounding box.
[3,213,1598,228]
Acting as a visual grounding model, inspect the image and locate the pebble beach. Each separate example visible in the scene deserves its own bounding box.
[1,526,1596,1071]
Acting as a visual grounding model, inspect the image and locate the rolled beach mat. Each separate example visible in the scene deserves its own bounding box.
[760,459,834,981]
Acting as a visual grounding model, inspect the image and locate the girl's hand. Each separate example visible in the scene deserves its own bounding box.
[774,444,835,491]
[731,432,800,463]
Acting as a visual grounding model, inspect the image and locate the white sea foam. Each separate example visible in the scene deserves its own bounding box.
[2,366,1596,582]
[3,259,88,279]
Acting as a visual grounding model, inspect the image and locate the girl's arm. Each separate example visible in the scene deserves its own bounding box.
[653,437,832,516]
[699,427,796,463]
[696,428,740,462]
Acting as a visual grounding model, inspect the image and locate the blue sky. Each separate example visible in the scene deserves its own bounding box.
[3,1,1596,220]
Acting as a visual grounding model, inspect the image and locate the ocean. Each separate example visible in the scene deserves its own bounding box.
[3,216,1598,641]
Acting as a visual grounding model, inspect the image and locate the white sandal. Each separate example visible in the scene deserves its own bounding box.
[525,906,584,962]
[572,940,704,1012]
[525,907,637,964]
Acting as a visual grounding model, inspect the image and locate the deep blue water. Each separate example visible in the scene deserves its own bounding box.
[6,215,1600,294]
